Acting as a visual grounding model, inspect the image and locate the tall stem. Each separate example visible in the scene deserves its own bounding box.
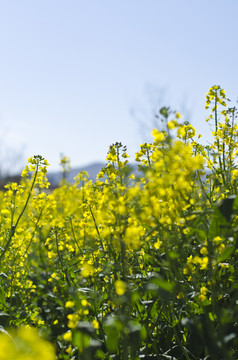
[214,91,225,186]
[89,206,105,252]
[0,163,39,264]
[54,230,71,287]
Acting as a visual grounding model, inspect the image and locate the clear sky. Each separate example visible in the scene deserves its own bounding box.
[0,0,238,173]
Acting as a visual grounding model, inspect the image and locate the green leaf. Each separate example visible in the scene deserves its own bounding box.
[209,209,228,238]
[218,246,234,262]
[72,330,90,349]
[0,287,6,306]
[103,316,122,353]
[150,277,175,292]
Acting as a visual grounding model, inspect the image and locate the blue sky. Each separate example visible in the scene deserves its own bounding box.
[0,0,238,173]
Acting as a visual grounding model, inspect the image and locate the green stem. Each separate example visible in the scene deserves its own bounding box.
[168,307,191,360]
[70,219,81,254]
[24,203,45,257]
[54,231,71,287]
[89,206,105,252]
[197,170,212,205]
[173,325,191,360]
[0,163,39,264]
[214,93,225,186]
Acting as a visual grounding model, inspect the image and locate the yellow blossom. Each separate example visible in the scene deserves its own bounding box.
[92,319,100,329]
[63,331,72,342]
[115,280,127,296]
[65,301,75,308]
[81,299,88,307]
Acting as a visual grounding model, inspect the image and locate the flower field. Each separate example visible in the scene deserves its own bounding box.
[0,85,238,359]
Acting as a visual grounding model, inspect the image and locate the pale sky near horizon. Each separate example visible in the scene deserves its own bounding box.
[0,0,238,173]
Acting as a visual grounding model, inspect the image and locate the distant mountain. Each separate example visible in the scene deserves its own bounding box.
[0,162,140,189]
[0,162,106,189]
[47,162,106,187]
[48,162,141,187]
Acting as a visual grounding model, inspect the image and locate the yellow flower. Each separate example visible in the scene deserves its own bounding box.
[177,292,184,299]
[0,327,55,360]
[198,294,206,302]
[200,286,209,295]
[92,319,100,329]
[65,301,75,308]
[176,112,182,119]
[67,313,80,328]
[115,280,127,296]
[66,346,73,354]
[167,120,178,129]
[218,243,225,253]
[200,257,209,270]
[81,299,88,307]
[154,239,161,249]
[21,165,29,177]
[213,236,222,244]
[151,129,165,143]
[81,263,94,277]
[124,223,145,248]
[200,247,208,255]
[63,331,72,342]
[37,319,45,326]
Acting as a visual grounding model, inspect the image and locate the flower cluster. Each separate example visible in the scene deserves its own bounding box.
[0,87,237,359]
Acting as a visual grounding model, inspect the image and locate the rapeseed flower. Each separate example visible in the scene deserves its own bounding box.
[0,327,55,360]
[115,280,127,296]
